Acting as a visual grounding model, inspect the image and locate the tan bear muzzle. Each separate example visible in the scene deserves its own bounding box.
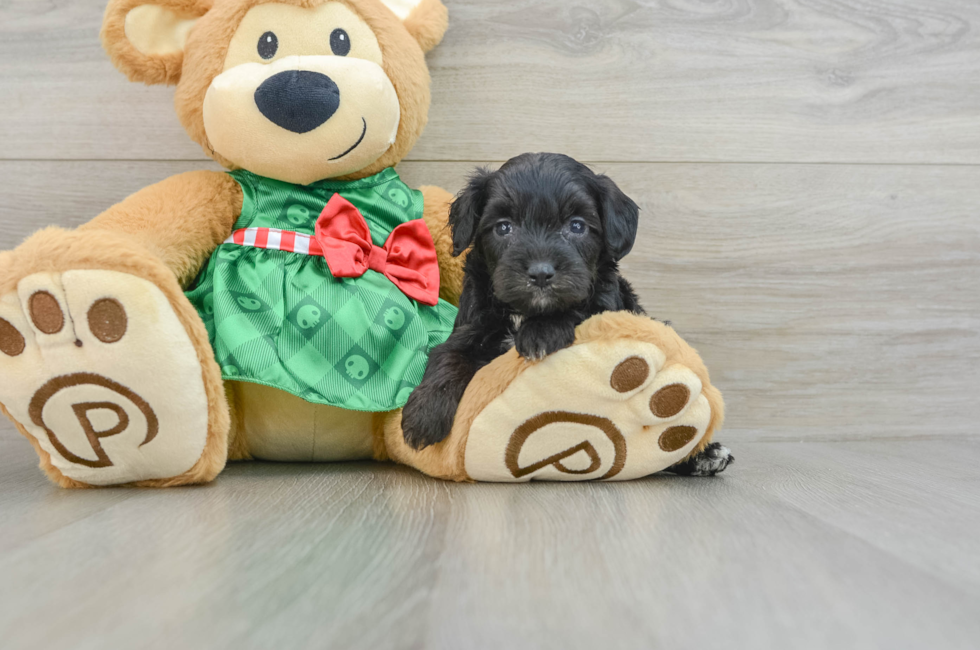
[203,55,401,185]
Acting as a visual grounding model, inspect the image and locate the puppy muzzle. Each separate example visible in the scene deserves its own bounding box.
[493,261,592,316]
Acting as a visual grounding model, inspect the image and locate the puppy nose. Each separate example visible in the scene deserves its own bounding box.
[528,262,556,287]
[254,70,341,134]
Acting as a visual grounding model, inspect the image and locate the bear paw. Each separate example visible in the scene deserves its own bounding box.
[0,271,211,486]
[463,335,722,482]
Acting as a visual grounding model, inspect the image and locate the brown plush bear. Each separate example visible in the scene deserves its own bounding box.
[0,0,729,488]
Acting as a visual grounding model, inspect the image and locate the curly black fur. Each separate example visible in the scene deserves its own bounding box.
[402,153,645,450]
[666,443,735,477]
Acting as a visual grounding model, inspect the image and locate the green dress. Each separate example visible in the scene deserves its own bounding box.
[185,168,458,412]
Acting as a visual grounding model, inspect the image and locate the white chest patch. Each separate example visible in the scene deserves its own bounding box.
[503,314,525,350]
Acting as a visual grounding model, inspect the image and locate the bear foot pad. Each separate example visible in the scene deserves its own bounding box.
[464,339,714,482]
[0,271,209,486]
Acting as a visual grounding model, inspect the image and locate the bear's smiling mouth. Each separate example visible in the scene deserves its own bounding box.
[329,118,368,161]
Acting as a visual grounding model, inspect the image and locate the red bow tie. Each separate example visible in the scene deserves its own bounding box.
[315,193,441,306]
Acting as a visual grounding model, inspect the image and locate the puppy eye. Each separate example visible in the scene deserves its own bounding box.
[569,219,588,235]
[257,32,279,60]
[494,221,514,237]
[330,29,351,56]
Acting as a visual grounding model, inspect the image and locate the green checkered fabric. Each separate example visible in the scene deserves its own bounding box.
[185,169,458,412]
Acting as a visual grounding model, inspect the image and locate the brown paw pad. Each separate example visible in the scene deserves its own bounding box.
[88,298,128,344]
[659,425,699,452]
[0,318,25,357]
[650,383,690,419]
[29,291,64,334]
[610,356,650,393]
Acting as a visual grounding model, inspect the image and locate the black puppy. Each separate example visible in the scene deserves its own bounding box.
[402,153,644,450]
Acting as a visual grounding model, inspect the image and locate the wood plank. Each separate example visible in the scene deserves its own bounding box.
[0,435,978,649]
[0,432,141,555]
[734,438,980,592]
[2,0,980,163]
[2,160,977,440]
[0,161,225,245]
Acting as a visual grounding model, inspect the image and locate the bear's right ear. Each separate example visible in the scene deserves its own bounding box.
[382,0,449,53]
[101,0,212,85]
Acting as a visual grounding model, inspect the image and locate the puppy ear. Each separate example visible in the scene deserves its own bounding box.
[101,0,211,85]
[593,174,640,261]
[449,168,494,257]
[381,0,449,53]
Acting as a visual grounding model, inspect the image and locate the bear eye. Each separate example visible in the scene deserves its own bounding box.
[330,28,351,56]
[257,31,278,59]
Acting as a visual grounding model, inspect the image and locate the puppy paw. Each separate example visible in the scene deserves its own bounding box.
[401,386,457,450]
[460,314,727,482]
[666,442,734,477]
[515,318,576,361]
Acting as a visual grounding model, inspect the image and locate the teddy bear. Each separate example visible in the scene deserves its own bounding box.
[0,0,731,488]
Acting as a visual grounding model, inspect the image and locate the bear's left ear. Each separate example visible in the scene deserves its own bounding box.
[381,0,449,53]
[101,0,212,86]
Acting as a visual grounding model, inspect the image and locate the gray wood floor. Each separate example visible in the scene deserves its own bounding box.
[1,0,979,648]
[2,430,979,649]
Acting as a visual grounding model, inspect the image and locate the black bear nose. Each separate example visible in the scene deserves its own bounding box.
[528,262,556,287]
[254,70,340,134]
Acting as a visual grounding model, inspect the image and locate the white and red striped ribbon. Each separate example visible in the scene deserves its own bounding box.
[223,227,325,257]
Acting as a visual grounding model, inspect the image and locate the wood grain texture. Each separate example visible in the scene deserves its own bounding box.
[2,1,978,647]
[2,0,980,163]
[1,428,979,650]
[1,160,977,441]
